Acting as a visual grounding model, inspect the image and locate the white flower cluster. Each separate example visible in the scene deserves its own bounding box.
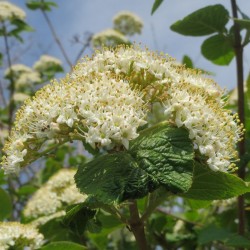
[4,64,33,78]
[4,64,41,89]
[113,11,143,36]
[0,1,25,22]
[1,45,242,173]
[23,169,86,224]
[33,55,62,73]
[163,82,241,171]
[0,222,44,250]
[13,93,30,103]
[72,46,243,172]
[92,28,130,49]
[2,67,147,173]
[212,197,237,213]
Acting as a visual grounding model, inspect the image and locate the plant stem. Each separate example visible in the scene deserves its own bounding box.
[74,34,92,64]
[128,200,149,250]
[40,0,72,68]
[2,22,15,131]
[231,0,246,243]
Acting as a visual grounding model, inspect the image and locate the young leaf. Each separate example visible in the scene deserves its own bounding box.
[151,0,164,15]
[183,161,250,200]
[170,5,229,36]
[40,242,87,250]
[201,34,235,65]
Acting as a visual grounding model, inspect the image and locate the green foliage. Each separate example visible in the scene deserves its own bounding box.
[39,218,81,243]
[129,122,194,193]
[170,5,229,36]
[0,19,33,42]
[151,0,164,15]
[63,203,98,236]
[170,4,236,65]
[182,55,193,68]
[186,199,211,210]
[197,223,250,247]
[75,122,194,204]
[26,0,58,11]
[16,184,37,196]
[201,34,235,65]
[40,242,87,250]
[0,188,12,220]
[75,152,154,204]
[183,161,250,200]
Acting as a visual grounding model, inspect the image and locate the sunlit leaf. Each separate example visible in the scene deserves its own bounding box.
[183,162,250,200]
[170,5,229,36]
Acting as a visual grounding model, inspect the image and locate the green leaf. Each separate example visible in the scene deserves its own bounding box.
[17,184,37,196]
[0,188,12,220]
[40,242,87,250]
[129,122,194,193]
[182,55,193,69]
[186,199,211,209]
[63,203,97,235]
[75,152,155,204]
[11,19,34,32]
[75,122,194,204]
[224,234,250,247]
[39,218,80,242]
[26,0,58,11]
[234,18,250,29]
[183,162,250,200]
[197,224,232,244]
[151,0,164,15]
[197,224,250,247]
[170,5,229,36]
[201,34,235,65]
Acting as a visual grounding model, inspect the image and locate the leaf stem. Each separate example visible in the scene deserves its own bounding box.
[231,0,246,244]
[128,200,149,250]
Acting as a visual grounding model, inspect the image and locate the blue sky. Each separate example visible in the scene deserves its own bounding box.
[9,0,250,90]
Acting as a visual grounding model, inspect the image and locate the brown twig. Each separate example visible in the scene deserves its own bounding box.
[0,79,7,106]
[128,200,149,250]
[74,33,93,64]
[231,0,246,245]
[2,22,15,131]
[40,0,72,68]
